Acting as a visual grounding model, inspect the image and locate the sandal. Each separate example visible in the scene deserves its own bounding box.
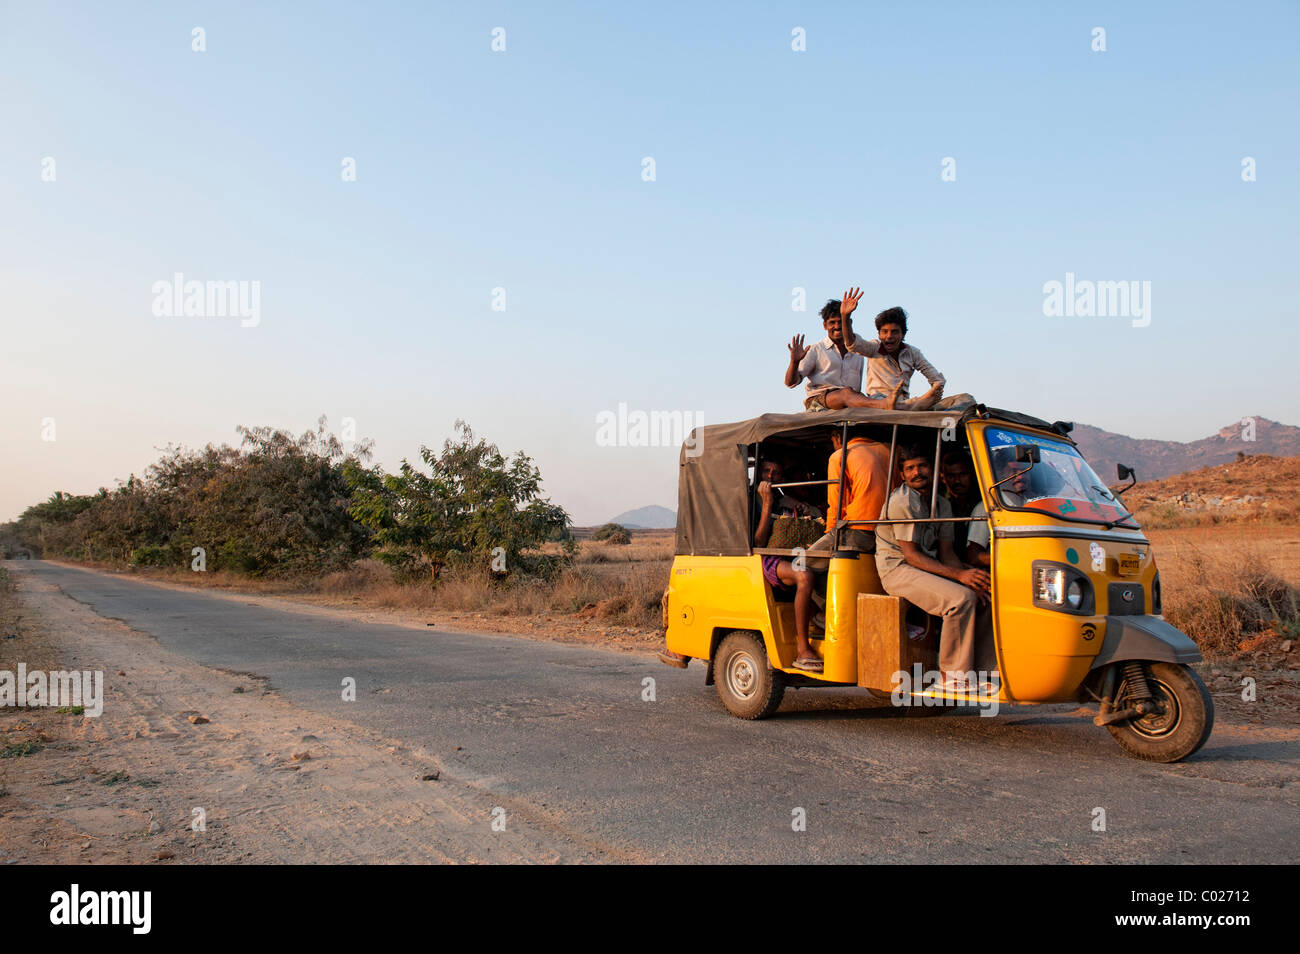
[793,655,824,673]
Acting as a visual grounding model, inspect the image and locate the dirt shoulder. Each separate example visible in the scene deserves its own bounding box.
[0,565,618,863]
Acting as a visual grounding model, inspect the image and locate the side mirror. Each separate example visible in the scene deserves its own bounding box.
[1115,462,1137,496]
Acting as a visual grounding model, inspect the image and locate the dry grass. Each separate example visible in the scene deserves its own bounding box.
[1152,533,1300,658]
[309,535,674,629]
[43,533,677,633]
[1135,501,1300,530]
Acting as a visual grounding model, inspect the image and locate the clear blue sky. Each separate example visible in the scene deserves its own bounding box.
[3,1,1297,524]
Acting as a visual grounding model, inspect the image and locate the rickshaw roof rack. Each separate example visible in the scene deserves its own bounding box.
[676,404,1067,557]
[682,404,1063,452]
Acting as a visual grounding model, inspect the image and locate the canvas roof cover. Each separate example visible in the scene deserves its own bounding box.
[673,406,1059,556]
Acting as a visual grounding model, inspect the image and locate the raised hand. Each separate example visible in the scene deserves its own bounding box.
[840,286,864,318]
[841,286,863,343]
[788,333,809,365]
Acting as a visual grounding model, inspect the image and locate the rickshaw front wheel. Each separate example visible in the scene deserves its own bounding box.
[1105,662,1214,763]
[715,630,786,720]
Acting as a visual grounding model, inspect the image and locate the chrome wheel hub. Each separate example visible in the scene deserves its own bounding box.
[727,653,757,698]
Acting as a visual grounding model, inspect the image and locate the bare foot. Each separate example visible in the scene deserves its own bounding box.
[906,383,944,410]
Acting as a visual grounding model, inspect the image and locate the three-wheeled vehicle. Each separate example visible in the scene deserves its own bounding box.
[664,405,1214,762]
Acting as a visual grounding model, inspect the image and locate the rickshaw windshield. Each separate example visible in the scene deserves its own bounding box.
[983,427,1137,527]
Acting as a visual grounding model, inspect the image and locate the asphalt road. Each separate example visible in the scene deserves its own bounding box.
[15,561,1300,863]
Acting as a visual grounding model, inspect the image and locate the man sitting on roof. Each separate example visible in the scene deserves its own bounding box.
[843,304,975,412]
[785,288,906,412]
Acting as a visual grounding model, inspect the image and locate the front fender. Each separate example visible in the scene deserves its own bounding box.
[1089,615,1202,670]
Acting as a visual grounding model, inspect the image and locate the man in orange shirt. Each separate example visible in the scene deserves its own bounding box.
[798,430,891,644]
[823,430,892,553]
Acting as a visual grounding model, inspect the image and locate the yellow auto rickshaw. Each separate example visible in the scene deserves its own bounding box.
[663,405,1213,762]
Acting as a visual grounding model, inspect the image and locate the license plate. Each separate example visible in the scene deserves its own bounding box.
[1118,553,1141,576]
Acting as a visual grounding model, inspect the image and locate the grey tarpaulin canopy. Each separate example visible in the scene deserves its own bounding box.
[673,405,1060,556]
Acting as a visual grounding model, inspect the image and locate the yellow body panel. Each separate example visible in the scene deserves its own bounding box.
[664,556,770,662]
[966,419,1159,702]
[665,552,885,684]
[820,555,883,682]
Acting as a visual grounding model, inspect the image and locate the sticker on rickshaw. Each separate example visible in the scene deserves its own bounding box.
[1089,541,1106,571]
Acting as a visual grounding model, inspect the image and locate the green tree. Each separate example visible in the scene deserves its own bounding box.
[345,422,571,581]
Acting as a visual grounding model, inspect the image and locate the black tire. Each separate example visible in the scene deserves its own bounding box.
[1106,662,1214,763]
[714,630,785,720]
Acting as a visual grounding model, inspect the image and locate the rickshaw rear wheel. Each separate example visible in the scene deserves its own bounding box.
[1105,662,1214,763]
[714,630,785,720]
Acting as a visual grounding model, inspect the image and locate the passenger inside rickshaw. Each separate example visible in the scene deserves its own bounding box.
[750,450,827,670]
[939,445,993,570]
[749,425,895,605]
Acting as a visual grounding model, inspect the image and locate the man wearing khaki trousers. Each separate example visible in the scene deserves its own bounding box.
[874,445,994,694]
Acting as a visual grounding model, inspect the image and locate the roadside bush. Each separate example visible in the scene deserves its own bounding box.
[592,523,631,545]
[130,545,174,567]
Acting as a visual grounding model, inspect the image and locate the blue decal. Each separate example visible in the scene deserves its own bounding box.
[1066,547,1079,564]
[1058,500,1077,515]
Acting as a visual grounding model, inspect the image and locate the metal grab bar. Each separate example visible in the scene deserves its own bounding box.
[840,516,989,525]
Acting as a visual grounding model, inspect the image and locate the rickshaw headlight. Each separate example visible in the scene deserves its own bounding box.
[1031,561,1094,614]
[1034,567,1065,605]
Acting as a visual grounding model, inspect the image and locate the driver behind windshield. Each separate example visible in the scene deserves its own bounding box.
[989,448,1033,507]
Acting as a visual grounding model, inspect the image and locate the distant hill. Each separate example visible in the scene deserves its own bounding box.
[1126,453,1300,525]
[607,505,676,529]
[1072,416,1300,484]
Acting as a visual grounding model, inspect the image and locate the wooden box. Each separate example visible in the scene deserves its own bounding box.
[856,593,939,691]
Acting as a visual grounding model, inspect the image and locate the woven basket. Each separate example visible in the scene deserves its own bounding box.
[768,515,825,549]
